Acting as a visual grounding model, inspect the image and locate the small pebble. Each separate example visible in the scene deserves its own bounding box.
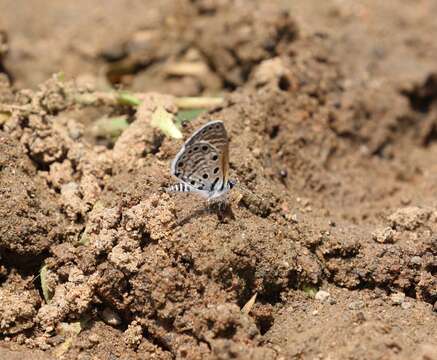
[354,312,366,323]
[400,198,411,206]
[252,148,261,157]
[89,333,100,344]
[372,227,396,243]
[312,310,318,316]
[47,335,65,346]
[401,301,412,310]
[348,300,365,310]
[390,292,405,305]
[315,290,331,303]
[410,256,422,266]
[328,297,337,305]
[102,307,122,326]
[45,325,54,333]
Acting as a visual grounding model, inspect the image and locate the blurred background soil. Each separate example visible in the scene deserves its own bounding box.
[0,0,436,359]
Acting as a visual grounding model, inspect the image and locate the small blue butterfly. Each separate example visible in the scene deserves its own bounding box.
[167,120,235,200]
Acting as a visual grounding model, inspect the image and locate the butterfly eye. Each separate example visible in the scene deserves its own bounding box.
[213,167,219,174]
[215,124,221,129]
[211,155,218,161]
[201,145,208,151]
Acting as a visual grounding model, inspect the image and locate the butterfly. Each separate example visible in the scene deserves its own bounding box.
[167,120,235,201]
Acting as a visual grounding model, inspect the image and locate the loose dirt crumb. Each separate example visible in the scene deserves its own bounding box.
[388,206,435,231]
[0,132,67,256]
[0,274,40,335]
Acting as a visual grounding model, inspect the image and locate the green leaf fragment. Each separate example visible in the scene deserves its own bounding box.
[53,72,65,82]
[175,109,206,125]
[0,112,10,125]
[117,92,142,107]
[302,284,318,298]
[40,264,53,303]
[91,115,129,141]
[58,321,83,336]
[151,106,183,139]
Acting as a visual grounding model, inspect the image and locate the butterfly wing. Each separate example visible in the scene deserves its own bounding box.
[172,141,224,194]
[171,121,230,195]
[184,121,229,153]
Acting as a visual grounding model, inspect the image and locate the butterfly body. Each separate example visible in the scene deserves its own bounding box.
[168,120,234,200]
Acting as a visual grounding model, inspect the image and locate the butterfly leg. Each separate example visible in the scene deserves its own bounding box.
[207,198,235,221]
[207,194,229,212]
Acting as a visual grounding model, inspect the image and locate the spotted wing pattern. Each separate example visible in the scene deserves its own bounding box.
[171,121,229,195]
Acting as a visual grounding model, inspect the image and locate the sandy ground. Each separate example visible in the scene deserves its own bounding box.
[0,0,436,359]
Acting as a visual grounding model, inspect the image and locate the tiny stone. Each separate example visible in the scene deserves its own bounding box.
[89,333,100,343]
[47,335,65,346]
[401,301,412,310]
[68,127,81,140]
[315,290,331,303]
[102,307,122,326]
[348,300,365,310]
[328,297,337,305]
[372,227,396,243]
[77,353,91,360]
[390,292,405,305]
[45,325,54,333]
[400,198,411,206]
[410,256,422,266]
[16,334,25,345]
[312,310,318,316]
[355,312,366,323]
